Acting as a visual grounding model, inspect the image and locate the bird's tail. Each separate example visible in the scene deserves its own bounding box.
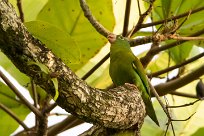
[144,96,160,126]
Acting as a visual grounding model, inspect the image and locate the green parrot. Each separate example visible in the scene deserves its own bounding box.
[108,34,159,126]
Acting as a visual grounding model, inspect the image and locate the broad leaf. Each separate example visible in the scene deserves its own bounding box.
[9,0,48,22]
[37,0,115,71]
[25,21,80,65]
[0,52,29,86]
[0,82,30,135]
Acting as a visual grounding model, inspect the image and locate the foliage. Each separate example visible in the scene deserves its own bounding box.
[0,0,204,135]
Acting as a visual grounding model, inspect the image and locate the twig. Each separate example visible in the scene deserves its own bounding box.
[16,0,24,22]
[150,52,204,77]
[169,35,204,41]
[122,0,132,36]
[0,70,42,117]
[128,0,155,36]
[147,79,172,124]
[140,6,204,28]
[48,115,84,136]
[171,112,196,121]
[140,28,204,66]
[169,91,198,99]
[82,53,109,80]
[79,0,110,37]
[49,113,69,116]
[163,96,175,136]
[31,79,38,108]
[31,79,39,132]
[167,99,200,108]
[44,102,57,113]
[0,102,29,130]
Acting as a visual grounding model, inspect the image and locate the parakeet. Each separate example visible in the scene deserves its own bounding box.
[108,34,159,126]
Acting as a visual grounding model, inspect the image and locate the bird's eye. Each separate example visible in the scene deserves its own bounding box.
[118,35,124,40]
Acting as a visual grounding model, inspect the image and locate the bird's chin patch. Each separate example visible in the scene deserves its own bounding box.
[107,34,116,44]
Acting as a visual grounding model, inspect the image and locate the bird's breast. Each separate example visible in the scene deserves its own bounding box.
[109,56,135,86]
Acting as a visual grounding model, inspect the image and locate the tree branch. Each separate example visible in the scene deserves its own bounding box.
[155,64,204,96]
[140,6,204,28]
[0,70,42,117]
[48,115,84,136]
[122,0,132,36]
[79,0,110,37]
[140,28,204,67]
[16,0,24,22]
[0,0,145,129]
[150,52,204,77]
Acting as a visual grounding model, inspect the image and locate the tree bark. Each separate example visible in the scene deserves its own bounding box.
[0,0,145,133]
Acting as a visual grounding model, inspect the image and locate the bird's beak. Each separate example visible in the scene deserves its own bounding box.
[107,34,116,44]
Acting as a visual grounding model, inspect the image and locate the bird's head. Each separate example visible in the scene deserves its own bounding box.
[108,34,130,49]
[108,34,128,44]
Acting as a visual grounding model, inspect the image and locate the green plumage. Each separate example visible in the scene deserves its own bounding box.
[109,35,159,126]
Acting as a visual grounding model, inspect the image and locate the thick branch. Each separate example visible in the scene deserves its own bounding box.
[0,0,145,129]
[155,64,204,96]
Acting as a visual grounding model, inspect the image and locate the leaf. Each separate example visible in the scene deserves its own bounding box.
[51,78,59,101]
[25,21,81,65]
[0,105,30,135]
[37,0,115,71]
[0,52,29,86]
[0,82,30,135]
[0,82,20,108]
[191,127,204,136]
[28,61,49,74]
[147,52,175,77]
[168,43,193,63]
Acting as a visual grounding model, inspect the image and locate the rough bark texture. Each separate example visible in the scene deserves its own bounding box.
[0,0,145,131]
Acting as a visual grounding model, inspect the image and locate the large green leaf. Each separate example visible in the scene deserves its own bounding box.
[147,52,175,77]
[0,82,20,108]
[25,21,80,65]
[0,82,30,135]
[0,105,30,135]
[169,43,193,64]
[37,0,114,71]
[0,52,29,86]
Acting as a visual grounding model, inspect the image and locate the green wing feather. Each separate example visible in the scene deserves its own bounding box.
[132,60,159,126]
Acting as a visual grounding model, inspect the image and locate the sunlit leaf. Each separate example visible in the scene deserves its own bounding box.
[0,105,30,135]
[37,0,115,71]
[147,52,175,77]
[0,52,29,86]
[25,21,81,65]
[0,82,30,135]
